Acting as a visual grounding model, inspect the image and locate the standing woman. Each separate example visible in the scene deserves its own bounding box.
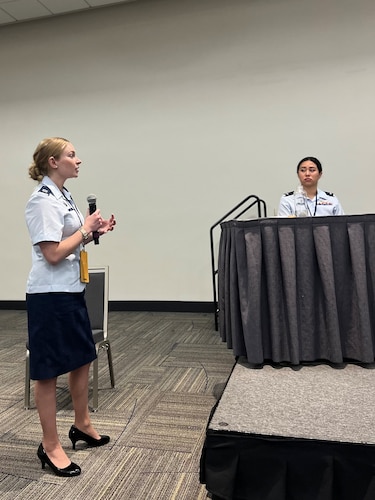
[278,156,345,217]
[25,137,116,477]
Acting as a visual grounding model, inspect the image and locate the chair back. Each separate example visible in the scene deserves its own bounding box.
[85,266,109,338]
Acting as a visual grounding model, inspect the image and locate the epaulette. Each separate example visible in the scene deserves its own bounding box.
[325,191,334,196]
[39,185,53,195]
[283,190,294,196]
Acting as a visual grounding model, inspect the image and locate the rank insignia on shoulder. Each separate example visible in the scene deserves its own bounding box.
[325,191,334,197]
[283,191,294,196]
[39,185,53,195]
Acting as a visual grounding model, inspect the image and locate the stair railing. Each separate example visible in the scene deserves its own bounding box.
[210,195,267,331]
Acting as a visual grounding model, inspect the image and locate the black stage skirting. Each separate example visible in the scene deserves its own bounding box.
[200,359,375,500]
[201,432,375,500]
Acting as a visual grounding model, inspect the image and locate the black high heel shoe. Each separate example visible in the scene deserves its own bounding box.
[69,425,110,450]
[37,443,81,477]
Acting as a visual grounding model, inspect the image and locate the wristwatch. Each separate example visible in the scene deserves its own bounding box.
[79,227,90,243]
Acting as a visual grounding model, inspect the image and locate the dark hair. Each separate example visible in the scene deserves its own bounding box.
[296,156,322,173]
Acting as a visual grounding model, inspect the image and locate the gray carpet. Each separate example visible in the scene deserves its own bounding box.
[210,357,375,444]
[0,310,235,500]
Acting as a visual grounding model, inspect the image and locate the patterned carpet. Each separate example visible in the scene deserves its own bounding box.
[0,310,234,499]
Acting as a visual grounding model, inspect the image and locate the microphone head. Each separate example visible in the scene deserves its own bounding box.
[87,194,97,204]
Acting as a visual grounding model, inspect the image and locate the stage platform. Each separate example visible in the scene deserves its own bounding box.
[200,357,375,500]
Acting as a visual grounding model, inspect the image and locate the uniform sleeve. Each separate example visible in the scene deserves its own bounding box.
[278,195,294,216]
[25,195,64,245]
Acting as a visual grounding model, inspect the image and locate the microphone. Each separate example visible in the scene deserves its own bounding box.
[87,194,99,245]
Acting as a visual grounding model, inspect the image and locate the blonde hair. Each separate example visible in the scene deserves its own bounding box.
[28,137,70,182]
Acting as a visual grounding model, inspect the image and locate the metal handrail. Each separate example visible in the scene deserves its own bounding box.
[210,195,267,331]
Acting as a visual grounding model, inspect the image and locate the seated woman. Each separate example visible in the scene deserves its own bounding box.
[278,156,345,217]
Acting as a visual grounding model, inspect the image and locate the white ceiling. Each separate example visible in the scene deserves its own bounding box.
[0,0,136,27]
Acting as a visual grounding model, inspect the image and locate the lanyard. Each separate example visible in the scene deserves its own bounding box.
[307,195,318,217]
[61,189,84,226]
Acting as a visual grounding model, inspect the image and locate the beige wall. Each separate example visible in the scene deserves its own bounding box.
[1,0,375,301]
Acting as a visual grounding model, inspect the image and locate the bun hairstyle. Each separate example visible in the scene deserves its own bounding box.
[28,137,70,182]
[296,156,322,173]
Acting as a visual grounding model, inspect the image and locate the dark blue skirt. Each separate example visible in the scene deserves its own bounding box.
[26,291,97,380]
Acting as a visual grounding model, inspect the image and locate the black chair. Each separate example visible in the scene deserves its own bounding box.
[24,266,115,412]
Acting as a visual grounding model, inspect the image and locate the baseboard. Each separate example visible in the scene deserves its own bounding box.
[0,300,215,313]
[0,301,26,310]
[109,301,215,313]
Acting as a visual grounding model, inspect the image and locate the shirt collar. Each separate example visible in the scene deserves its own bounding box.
[41,176,72,201]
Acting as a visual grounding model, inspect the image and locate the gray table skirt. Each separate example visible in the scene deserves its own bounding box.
[218,214,375,365]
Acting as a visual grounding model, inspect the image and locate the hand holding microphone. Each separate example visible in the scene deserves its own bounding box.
[86,194,117,245]
[87,194,100,245]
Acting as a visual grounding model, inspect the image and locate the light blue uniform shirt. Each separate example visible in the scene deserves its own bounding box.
[278,188,345,217]
[25,176,85,293]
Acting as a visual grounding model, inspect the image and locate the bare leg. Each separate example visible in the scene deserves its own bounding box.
[69,363,101,439]
[35,378,71,468]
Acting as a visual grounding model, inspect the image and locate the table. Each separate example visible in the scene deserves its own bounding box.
[218,214,375,365]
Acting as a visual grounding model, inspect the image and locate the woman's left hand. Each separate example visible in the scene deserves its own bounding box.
[99,214,116,235]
